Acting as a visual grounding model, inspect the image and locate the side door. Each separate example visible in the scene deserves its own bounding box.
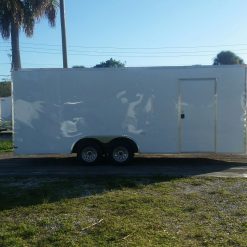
[179,79,216,152]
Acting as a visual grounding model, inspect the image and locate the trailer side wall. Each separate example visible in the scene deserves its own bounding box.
[12,66,246,155]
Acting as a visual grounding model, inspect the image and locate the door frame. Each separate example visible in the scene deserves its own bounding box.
[178,78,218,153]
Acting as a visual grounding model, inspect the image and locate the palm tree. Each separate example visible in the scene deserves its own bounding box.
[0,0,58,71]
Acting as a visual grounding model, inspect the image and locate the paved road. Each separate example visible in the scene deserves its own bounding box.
[0,153,247,177]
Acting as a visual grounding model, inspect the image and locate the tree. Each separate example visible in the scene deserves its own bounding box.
[0,0,58,71]
[213,51,244,65]
[72,65,86,68]
[0,81,11,97]
[94,58,125,68]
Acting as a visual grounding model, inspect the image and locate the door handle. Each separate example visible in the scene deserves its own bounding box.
[181,113,185,119]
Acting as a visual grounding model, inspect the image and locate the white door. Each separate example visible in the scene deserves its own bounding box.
[180,79,216,152]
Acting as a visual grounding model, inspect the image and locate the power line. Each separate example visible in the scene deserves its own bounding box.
[2,44,247,56]
[13,60,59,65]
[2,45,247,55]
[3,49,247,58]
[11,49,247,57]
[19,42,247,49]
[0,49,220,57]
[24,62,61,66]
[3,45,247,55]
[2,41,247,50]
[0,61,58,66]
[1,42,247,68]
[0,51,229,58]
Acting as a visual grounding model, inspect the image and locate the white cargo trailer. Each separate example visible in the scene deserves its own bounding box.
[12,65,247,163]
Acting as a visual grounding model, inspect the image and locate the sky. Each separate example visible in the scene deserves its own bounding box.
[1,0,247,80]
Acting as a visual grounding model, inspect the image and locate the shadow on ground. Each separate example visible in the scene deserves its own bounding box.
[0,153,246,177]
[0,153,246,210]
[0,175,179,210]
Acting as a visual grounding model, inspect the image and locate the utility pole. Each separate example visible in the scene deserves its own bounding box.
[60,0,68,68]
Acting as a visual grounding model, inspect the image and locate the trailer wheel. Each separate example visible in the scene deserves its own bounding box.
[77,142,102,164]
[109,141,134,164]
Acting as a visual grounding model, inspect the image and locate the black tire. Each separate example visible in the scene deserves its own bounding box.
[109,141,134,164]
[77,142,102,165]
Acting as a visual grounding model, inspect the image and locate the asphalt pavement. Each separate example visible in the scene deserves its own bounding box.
[0,153,247,177]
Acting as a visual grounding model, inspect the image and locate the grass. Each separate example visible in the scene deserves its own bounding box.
[0,176,246,246]
[0,140,12,153]
[0,121,12,131]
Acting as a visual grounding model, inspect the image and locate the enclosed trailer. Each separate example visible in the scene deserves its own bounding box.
[12,65,247,163]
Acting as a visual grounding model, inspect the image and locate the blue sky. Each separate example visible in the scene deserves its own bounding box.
[1,0,247,80]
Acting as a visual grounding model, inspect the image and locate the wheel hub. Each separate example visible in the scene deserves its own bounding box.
[81,147,98,163]
[113,146,129,162]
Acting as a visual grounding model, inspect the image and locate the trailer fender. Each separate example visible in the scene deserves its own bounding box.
[71,136,139,154]
[71,138,104,154]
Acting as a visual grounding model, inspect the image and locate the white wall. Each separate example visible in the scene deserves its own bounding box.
[12,66,246,155]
